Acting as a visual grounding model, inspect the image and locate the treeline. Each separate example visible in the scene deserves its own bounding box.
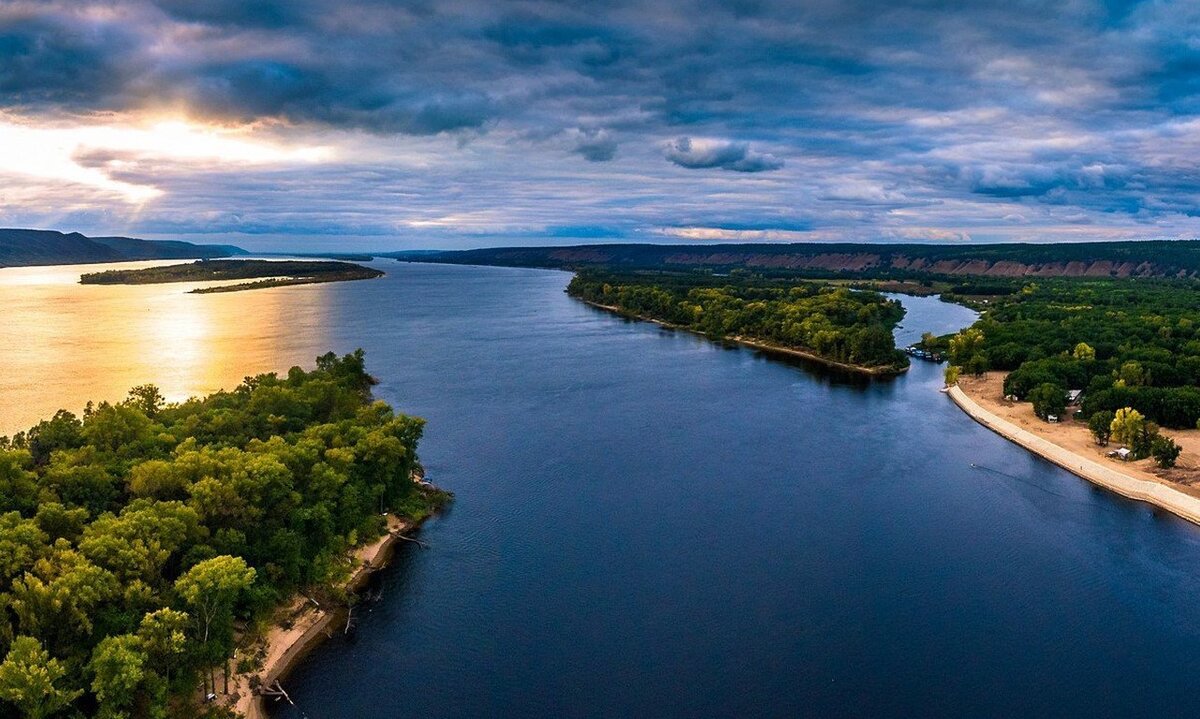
[943,278,1200,429]
[0,351,443,718]
[567,272,907,371]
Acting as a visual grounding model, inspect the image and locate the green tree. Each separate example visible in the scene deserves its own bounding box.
[0,450,39,515]
[1115,360,1146,388]
[80,404,155,457]
[1072,342,1096,361]
[948,327,985,366]
[33,503,89,543]
[1132,420,1161,460]
[0,350,441,714]
[1151,436,1183,469]
[25,411,83,466]
[0,513,47,587]
[79,500,202,586]
[137,609,189,684]
[944,365,961,387]
[964,353,989,377]
[124,384,165,418]
[9,545,120,657]
[1111,407,1146,447]
[0,636,80,719]
[1088,410,1115,446]
[174,556,255,695]
[1029,383,1066,420]
[89,634,147,719]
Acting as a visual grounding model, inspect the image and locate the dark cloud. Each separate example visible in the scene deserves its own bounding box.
[152,0,301,28]
[0,14,140,110]
[4,0,1200,246]
[571,129,617,162]
[664,137,782,172]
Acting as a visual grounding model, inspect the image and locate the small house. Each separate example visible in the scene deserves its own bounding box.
[1108,447,1132,461]
[1067,389,1083,406]
[1047,414,1059,423]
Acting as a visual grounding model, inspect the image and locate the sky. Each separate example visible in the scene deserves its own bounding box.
[2,0,1200,251]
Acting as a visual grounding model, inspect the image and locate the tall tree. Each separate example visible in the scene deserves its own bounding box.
[1088,411,1115,446]
[0,636,80,719]
[1110,407,1146,448]
[174,556,255,695]
[89,634,147,719]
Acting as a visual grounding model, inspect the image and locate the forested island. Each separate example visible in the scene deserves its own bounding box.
[0,351,447,718]
[79,260,383,293]
[568,271,908,374]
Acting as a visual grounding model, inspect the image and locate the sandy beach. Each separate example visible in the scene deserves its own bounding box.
[226,514,415,719]
[951,372,1200,525]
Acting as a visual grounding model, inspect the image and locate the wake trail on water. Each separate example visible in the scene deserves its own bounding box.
[969,462,1123,516]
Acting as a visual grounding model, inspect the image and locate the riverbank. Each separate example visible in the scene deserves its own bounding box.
[948,377,1200,526]
[227,506,438,718]
[578,298,908,377]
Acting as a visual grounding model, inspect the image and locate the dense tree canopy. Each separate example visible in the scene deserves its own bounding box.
[936,278,1200,429]
[0,351,436,718]
[568,272,907,371]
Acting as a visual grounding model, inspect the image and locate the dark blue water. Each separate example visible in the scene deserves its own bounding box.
[273,263,1200,718]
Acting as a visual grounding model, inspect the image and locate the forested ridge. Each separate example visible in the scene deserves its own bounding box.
[0,229,243,269]
[400,239,1200,279]
[0,351,444,718]
[567,272,908,372]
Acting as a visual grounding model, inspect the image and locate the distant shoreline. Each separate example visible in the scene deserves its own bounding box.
[79,259,383,294]
[947,384,1200,526]
[578,298,908,377]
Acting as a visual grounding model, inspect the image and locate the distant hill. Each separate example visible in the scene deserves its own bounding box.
[0,229,246,268]
[393,240,1200,279]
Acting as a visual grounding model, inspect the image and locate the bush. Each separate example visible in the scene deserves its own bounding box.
[944,365,961,387]
[1151,436,1183,469]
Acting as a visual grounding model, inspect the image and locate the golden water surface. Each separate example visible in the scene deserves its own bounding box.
[0,261,334,436]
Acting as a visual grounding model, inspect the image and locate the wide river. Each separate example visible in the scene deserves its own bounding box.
[4,261,1200,717]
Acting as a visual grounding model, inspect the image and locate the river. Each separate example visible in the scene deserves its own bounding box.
[3,261,1200,717]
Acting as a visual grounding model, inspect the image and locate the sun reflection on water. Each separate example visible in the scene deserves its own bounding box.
[0,260,335,435]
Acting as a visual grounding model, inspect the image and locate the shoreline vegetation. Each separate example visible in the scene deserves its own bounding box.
[0,350,448,719]
[925,274,1200,526]
[568,271,910,377]
[233,499,441,719]
[79,259,384,293]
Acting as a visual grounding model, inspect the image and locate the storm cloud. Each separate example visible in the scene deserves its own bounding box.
[2,0,1200,249]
